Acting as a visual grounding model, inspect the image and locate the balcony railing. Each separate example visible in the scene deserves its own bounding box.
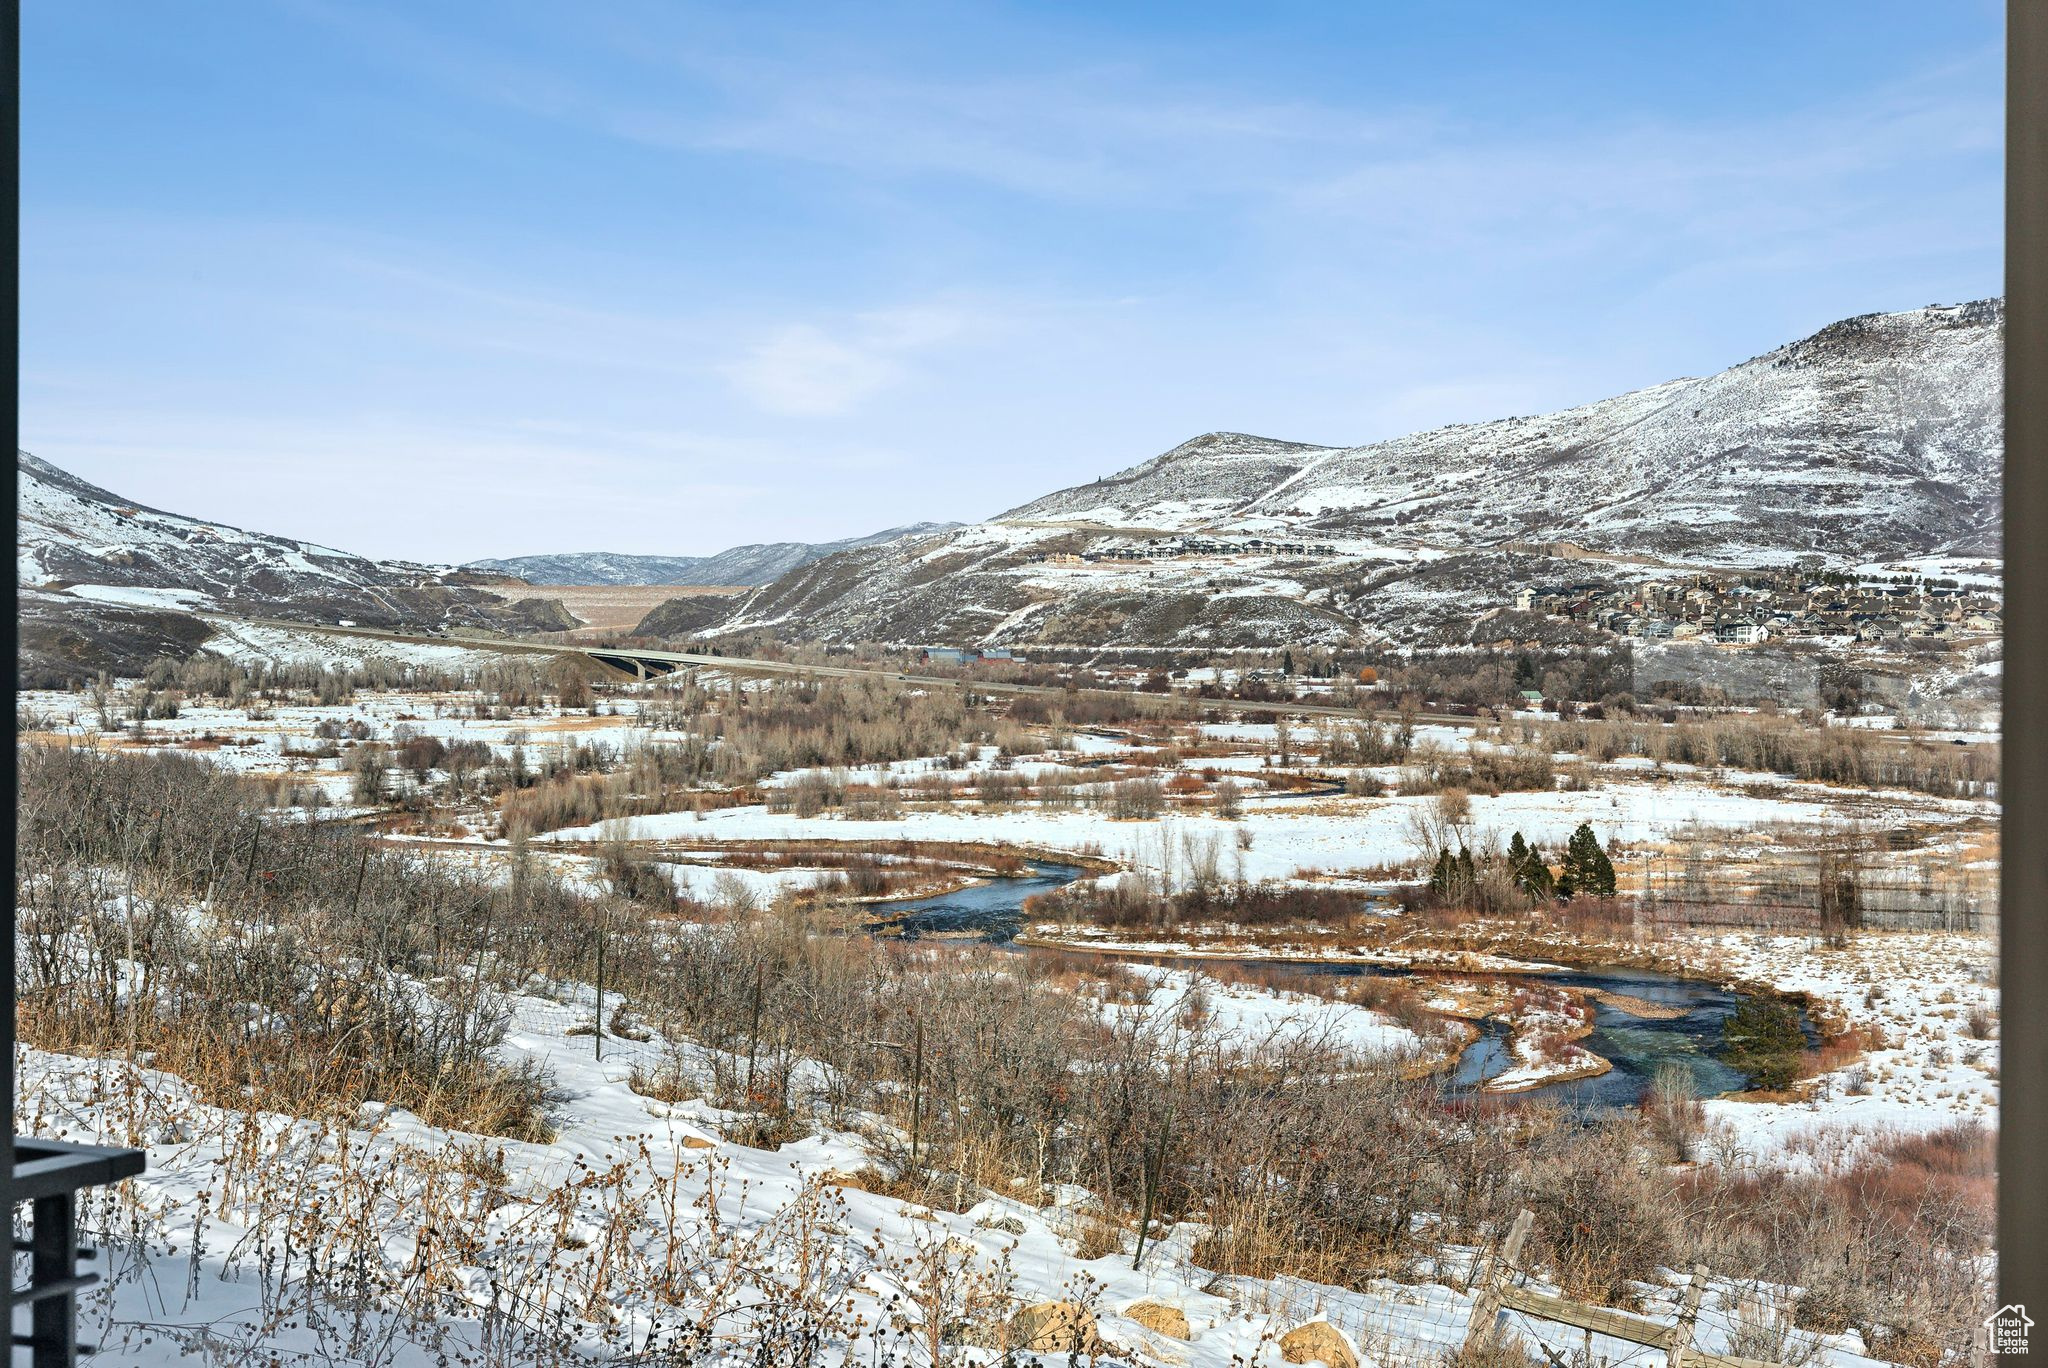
[9,1139,147,1368]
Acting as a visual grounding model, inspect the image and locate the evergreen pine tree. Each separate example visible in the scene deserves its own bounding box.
[1428,848,1453,900]
[1558,822,1614,898]
[1590,837,1617,896]
[1507,831,1554,900]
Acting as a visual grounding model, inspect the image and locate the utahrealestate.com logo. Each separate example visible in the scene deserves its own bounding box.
[1989,1305,2034,1355]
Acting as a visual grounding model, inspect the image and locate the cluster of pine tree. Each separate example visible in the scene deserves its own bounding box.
[1427,845,1479,903]
[1432,822,1618,908]
[1507,832,1553,899]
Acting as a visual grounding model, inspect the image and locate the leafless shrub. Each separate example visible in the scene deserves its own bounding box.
[1725,1289,1825,1367]
[1524,712,1997,800]
[1641,1062,1705,1163]
[1105,778,1166,819]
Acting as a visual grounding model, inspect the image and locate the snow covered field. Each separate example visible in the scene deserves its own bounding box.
[197,617,516,673]
[1699,933,1998,1162]
[553,774,1989,891]
[15,984,1901,1368]
[16,673,1998,1363]
[1105,965,1427,1062]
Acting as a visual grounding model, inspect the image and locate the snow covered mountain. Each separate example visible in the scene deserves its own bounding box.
[16,452,547,681]
[678,299,2002,650]
[467,522,962,587]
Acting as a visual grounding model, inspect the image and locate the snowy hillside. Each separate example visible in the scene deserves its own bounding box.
[1004,431,1339,529]
[686,300,2001,650]
[1234,299,2001,562]
[16,451,541,680]
[469,521,962,586]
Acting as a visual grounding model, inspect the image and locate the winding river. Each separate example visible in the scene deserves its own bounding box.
[877,861,1771,1108]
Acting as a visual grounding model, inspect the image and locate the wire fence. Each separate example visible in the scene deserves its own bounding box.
[1628,850,1997,935]
[498,992,692,1079]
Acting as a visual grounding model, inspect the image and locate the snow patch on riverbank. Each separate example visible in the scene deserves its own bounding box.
[1700,933,1997,1164]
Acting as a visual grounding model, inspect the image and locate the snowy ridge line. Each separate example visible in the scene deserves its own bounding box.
[710,300,2000,649]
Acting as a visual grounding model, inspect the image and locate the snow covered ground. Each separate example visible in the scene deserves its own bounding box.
[15,986,1896,1368]
[24,683,2000,1118]
[1698,933,1998,1164]
[197,617,516,673]
[64,583,216,610]
[1104,965,1426,1061]
[18,686,662,804]
[553,775,1987,889]
[14,675,1997,1364]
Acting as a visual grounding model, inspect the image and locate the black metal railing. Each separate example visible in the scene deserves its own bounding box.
[9,1140,145,1368]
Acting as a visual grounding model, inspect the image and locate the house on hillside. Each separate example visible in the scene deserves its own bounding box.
[1713,618,1769,645]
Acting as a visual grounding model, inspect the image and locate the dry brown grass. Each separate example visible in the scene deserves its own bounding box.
[21,994,558,1142]
[1800,1026,1876,1079]
[528,583,746,634]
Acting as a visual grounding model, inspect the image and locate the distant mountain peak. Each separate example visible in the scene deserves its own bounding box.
[466,520,964,587]
[695,298,2002,650]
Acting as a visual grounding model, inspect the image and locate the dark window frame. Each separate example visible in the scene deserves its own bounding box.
[2001,0,2045,1318]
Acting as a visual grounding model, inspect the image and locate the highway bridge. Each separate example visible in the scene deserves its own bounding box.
[207,616,1444,723]
[205,616,1993,747]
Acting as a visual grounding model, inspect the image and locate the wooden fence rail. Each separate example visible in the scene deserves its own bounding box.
[1463,1208,1783,1368]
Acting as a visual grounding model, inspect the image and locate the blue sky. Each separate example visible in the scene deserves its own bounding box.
[23,1,2001,563]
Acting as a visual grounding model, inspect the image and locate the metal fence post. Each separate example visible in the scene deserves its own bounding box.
[29,1192,78,1368]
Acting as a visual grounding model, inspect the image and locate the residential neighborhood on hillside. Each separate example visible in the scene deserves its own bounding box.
[1510,570,2004,647]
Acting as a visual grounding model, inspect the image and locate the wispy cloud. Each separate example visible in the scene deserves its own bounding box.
[628,70,1423,203]
[718,305,989,416]
[1291,66,1998,260]
[721,325,904,416]
[294,0,1995,248]
[29,4,1999,557]
[288,1,1427,203]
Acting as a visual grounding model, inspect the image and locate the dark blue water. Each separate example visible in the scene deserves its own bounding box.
[875,861,1085,937]
[1437,969,1751,1107]
[1539,967,1754,1106]
[873,865,1779,1107]
[1194,958,1756,1108]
